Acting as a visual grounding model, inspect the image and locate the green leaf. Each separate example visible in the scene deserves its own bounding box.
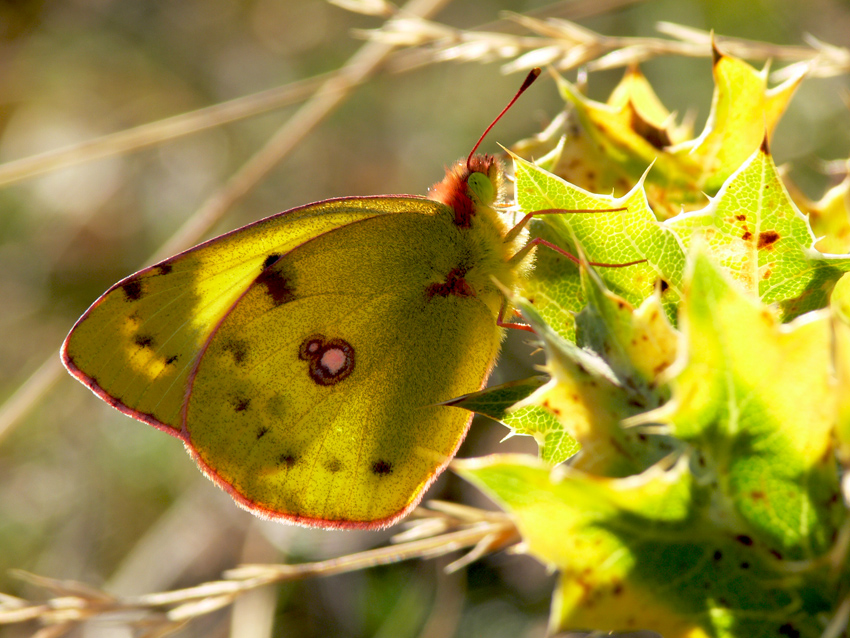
[830,274,850,466]
[515,154,686,342]
[515,296,674,477]
[806,172,850,254]
[517,55,803,220]
[556,73,701,202]
[644,250,843,557]
[507,403,580,465]
[443,377,580,464]
[672,49,804,193]
[575,265,677,393]
[455,455,833,638]
[666,143,850,318]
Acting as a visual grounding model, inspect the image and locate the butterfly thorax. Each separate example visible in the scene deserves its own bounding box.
[427,154,529,320]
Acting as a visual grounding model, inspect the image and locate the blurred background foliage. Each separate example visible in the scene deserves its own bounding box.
[0,0,849,637]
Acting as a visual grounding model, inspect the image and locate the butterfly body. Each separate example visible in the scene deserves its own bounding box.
[63,154,528,528]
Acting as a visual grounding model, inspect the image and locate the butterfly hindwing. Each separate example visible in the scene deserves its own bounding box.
[184,204,502,527]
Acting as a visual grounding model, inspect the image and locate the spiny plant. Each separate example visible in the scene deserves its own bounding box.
[3,19,850,638]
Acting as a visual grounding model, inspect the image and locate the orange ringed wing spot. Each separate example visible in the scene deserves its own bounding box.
[298,334,355,386]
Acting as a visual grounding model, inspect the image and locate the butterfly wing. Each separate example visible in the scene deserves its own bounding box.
[184,203,502,528]
[62,198,424,432]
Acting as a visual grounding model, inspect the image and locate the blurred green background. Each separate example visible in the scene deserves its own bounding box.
[1,1,849,637]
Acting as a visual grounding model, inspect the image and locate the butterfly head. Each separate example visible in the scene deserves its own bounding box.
[428,154,503,228]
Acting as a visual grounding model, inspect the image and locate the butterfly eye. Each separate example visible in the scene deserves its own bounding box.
[467,171,495,205]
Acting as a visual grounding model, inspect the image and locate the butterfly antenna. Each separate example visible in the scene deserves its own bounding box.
[466,67,541,172]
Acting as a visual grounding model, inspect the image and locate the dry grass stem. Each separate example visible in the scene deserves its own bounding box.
[356,14,850,78]
[0,74,331,189]
[0,506,519,636]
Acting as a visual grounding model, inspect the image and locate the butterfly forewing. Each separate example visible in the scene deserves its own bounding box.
[185,202,502,527]
[62,198,414,431]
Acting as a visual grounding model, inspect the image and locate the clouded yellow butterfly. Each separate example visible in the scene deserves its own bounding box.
[62,70,541,529]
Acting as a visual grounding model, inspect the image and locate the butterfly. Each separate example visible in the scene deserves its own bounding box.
[62,70,541,529]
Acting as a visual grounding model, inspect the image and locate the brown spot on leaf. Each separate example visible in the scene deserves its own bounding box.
[742,231,753,241]
[628,101,671,149]
[758,230,780,249]
[735,534,753,546]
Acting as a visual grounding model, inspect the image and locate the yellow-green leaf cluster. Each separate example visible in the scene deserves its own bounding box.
[456,47,850,638]
[512,46,804,219]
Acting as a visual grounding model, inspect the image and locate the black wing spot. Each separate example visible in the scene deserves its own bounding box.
[325,458,342,473]
[155,263,173,275]
[165,355,179,365]
[122,280,144,301]
[298,335,355,386]
[735,534,753,546]
[372,460,393,476]
[134,334,155,349]
[231,395,251,412]
[279,453,297,468]
[262,254,282,269]
[256,426,269,439]
[222,339,249,365]
[256,264,296,306]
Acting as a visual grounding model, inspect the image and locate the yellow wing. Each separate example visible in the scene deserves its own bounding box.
[62,197,436,432]
[185,206,503,528]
